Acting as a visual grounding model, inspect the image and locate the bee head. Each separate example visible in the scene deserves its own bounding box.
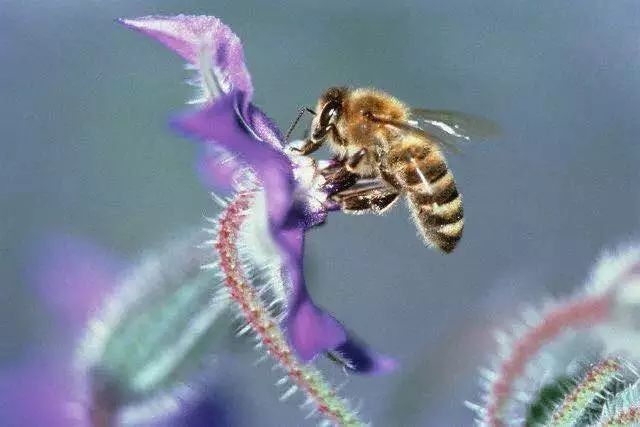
[311,87,346,142]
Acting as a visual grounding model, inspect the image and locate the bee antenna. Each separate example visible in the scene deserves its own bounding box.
[285,106,316,143]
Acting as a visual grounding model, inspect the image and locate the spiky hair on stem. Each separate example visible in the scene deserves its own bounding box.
[470,244,640,427]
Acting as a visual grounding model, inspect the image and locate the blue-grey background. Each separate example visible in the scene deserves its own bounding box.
[2,0,640,425]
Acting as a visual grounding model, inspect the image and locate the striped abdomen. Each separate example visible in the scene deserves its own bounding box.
[386,141,464,253]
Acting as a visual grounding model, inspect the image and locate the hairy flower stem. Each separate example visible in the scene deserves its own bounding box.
[600,406,640,426]
[485,295,610,427]
[216,191,363,426]
[550,358,621,426]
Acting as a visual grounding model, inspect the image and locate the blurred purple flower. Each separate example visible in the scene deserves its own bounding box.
[0,235,121,426]
[2,235,236,426]
[119,15,395,373]
[29,234,123,327]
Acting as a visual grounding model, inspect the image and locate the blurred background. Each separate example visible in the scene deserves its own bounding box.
[2,0,640,425]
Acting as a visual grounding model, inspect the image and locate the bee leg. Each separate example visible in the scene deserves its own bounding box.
[333,184,400,215]
[321,166,359,195]
[378,164,403,191]
[321,149,370,195]
[318,157,343,177]
[289,138,324,155]
[345,148,367,173]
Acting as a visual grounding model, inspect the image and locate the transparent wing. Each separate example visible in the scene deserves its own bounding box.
[367,113,464,154]
[410,108,500,144]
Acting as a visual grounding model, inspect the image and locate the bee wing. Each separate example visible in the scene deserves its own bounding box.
[367,113,464,154]
[410,108,500,144]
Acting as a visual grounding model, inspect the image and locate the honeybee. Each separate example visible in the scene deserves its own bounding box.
[294,87,497,253]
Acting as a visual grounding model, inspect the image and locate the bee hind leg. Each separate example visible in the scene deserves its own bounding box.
[321,148,372,195]
[321,148,374,197]
[345,148,367,172]
[333,185,400,215]
[321,167,360,195]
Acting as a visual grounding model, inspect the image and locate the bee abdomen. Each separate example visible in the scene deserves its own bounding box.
[404,157,464,253]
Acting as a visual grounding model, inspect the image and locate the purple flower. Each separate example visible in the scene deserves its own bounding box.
[196,144,243,193]
[120,15,396,373]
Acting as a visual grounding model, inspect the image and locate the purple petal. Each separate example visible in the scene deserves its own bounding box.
[332,335,398,375]
[286,297,347,362]
[278,226,347,361]
[172,92,294,229]
[196,144,242,193]
[28,234,123,327]
[119,15,252,109]
[247,103,285,149]
[280,225,392,369]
